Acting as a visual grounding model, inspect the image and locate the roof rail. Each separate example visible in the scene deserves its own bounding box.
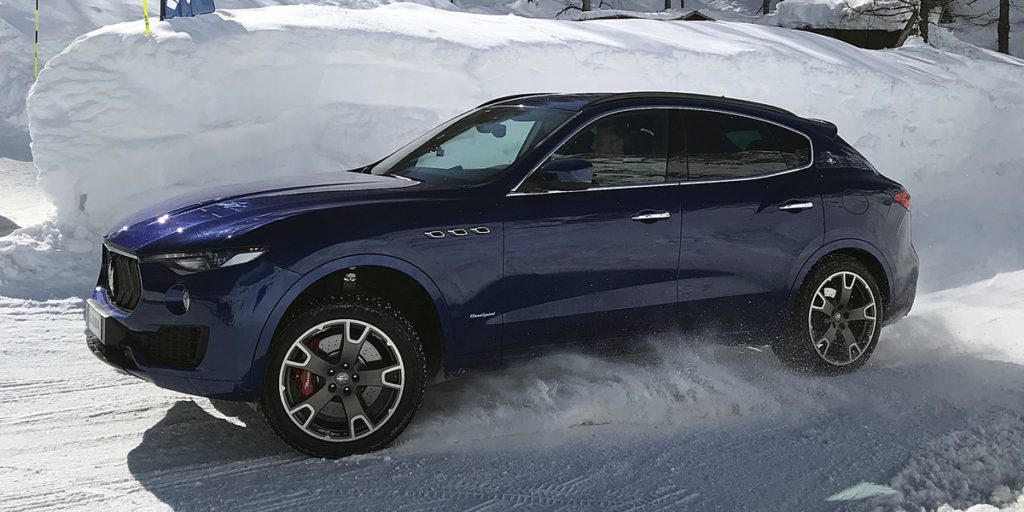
[477,93,550,108]
[585,92,796,117]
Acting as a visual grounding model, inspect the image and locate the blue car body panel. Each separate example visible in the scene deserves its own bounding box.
[87,92,918,401]
[675,169,825,334]
[502,185,682,352]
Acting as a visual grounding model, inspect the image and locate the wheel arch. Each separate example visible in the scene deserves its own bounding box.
[789,240,894,315]
[248,254,451,394]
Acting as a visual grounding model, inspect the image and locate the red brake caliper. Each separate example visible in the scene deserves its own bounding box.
[297,338,320,398]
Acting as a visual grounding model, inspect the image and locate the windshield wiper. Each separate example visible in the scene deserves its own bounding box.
[389,174,421,183]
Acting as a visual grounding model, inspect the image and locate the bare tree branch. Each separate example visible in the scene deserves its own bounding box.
[557,0,615,16]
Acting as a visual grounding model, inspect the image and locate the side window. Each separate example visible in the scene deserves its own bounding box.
[771,123,813,169]
[549,110,668,187]
[684,111,811,181]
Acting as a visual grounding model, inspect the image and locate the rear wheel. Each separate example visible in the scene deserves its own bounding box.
[260,295,426,458]
[773,256,883,375]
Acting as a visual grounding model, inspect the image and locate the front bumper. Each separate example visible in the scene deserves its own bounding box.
[86,258,302,401]
[86,332,250,398]
[87,332,138,375]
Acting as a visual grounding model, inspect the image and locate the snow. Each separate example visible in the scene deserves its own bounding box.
[774,0,913,31]
[4,271,1024,510]
[0,0,1019,158]
[887,412,1024,510]
[942,0,1024,57]
[0,0,685,153]
[0,222,96,299]
[0,157,50,228]
[451,0,747,19]
[0,0,452,156]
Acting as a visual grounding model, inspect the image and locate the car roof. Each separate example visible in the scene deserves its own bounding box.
[481,92,798,118]
[480,93,607,111]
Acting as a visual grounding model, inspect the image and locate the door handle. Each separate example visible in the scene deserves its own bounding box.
[778,201,814,211]
[630,211,672,222]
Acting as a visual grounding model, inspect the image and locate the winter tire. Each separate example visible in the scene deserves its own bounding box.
[260,295,426,458]
[773,255,883,375]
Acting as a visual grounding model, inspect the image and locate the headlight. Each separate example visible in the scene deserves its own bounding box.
[145,247,267,275]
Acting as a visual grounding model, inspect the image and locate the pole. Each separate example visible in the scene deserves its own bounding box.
[143,0,154,36]
[33,0,39,79]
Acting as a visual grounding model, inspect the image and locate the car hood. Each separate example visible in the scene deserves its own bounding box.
[105,171,417,252]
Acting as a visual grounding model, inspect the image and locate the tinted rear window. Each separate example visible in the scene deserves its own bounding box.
[683,111,811,181]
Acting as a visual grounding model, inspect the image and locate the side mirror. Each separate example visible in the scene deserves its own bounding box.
[538,158,593,191]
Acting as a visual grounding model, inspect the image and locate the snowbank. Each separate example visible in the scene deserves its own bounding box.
[890,413,1024,510]
[0,0,673,153]
[3,0,1019,159]
[26,4,1024,289]
[944,0,1024,57]
[0,0,452,158]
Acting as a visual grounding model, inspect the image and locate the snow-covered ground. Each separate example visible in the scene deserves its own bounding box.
[2,1,1024,511]
[2,271,1024,511]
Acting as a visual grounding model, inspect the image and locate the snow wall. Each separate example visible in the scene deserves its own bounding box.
[26,3,1024,289]
[0,0,457,157]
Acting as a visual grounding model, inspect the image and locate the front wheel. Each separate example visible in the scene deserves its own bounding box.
[773,256,883,375]
[260,295,426,458]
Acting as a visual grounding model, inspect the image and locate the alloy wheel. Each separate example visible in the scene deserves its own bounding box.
[807,271,877,366]
[278,319,405,442]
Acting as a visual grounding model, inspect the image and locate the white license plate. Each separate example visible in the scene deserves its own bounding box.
[86,299,110,343]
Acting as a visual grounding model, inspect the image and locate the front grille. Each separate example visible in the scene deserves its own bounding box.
[105,247,142,311]
[129,326,209,368]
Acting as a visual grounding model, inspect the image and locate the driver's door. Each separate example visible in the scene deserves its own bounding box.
[500,109,681,353]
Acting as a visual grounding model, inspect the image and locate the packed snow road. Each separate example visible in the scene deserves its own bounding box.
[2,273,1023,511]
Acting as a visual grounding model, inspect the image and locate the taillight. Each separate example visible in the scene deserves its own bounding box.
[894,190,911,211]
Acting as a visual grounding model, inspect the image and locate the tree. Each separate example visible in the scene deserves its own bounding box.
[850,0,933,42]
[919,0,934,42]
[557,0,612,15]
[998,0,1010,53]
[851,0,1017,50]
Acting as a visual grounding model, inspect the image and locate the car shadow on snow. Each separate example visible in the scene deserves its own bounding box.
[126,318,1024,511]
[126,400,293,477]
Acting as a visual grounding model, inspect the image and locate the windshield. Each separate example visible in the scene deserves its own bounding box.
[371,106,574,186]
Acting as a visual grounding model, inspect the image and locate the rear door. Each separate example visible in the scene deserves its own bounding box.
[672,109,824,333]
[501,109,681,352]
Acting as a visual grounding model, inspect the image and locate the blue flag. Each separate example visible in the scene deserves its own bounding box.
[161,0,216,20]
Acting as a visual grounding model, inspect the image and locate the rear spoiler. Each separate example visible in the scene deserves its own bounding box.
[477,93,550,108]
[803,118,839,139]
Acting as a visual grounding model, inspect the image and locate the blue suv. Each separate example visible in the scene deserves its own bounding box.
[85,92,918,457]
